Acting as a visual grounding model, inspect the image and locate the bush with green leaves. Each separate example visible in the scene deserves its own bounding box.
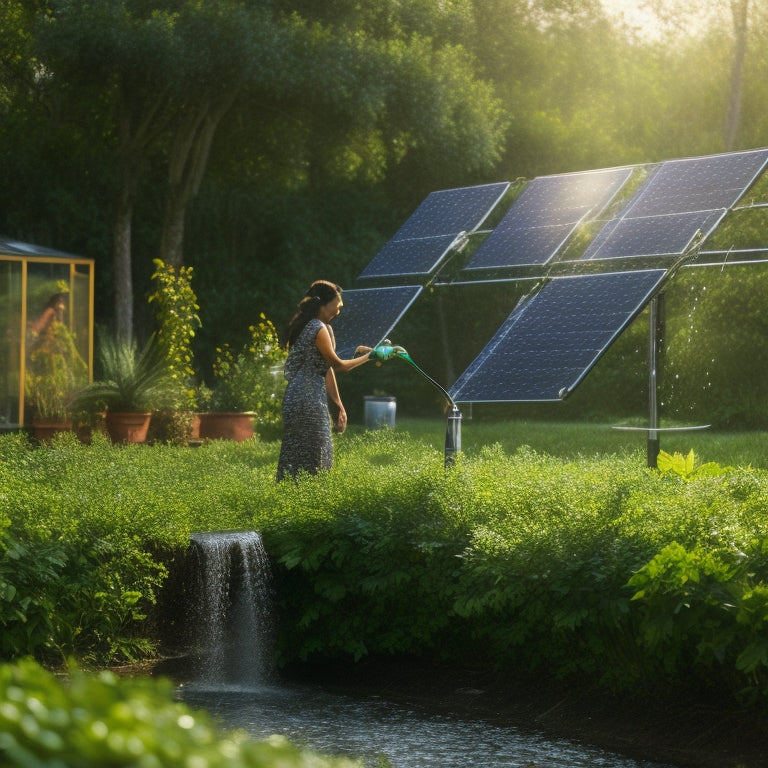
[264,438,768,700]
[72,333,176,415]
[207,315,286,426]
[148,258,202,412]
[0,659,361,767]
[4,427,768,704]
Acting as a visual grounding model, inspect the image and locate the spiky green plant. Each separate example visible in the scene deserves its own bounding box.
[72,333,175,413]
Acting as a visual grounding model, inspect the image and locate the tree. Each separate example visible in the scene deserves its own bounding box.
[641,0,751,150]
[725,0,749,150]
[37,1,182,340]
[31,0,507,341]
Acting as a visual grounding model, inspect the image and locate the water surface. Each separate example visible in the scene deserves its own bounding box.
[180,681,677,768]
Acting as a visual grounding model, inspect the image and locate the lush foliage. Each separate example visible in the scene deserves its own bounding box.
[3,425,768,708]
[207,316,286,424]
[72,334,176,414]
[25,318,88,421]
[6,1,768,383]
[148,258,202,411]
[0,659,361,767]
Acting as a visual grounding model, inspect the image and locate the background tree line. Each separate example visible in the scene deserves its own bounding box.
[3,0,768,426]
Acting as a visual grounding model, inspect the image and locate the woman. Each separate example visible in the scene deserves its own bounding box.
[276,280,390,480]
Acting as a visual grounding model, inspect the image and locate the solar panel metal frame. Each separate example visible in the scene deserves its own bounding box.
[462,166,634,272]
[358,182,510,280]
[330,285,423,358]
[449,269,668,403]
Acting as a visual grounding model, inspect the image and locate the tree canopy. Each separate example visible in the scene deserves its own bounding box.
[3,0,768,422]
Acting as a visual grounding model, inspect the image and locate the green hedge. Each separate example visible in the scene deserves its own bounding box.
[0,659,361,767]
[3,429,768,703]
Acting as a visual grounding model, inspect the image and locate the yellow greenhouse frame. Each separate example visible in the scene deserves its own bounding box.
[0,238,95,430]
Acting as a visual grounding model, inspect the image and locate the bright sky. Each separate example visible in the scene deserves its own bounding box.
[600,0,662,39]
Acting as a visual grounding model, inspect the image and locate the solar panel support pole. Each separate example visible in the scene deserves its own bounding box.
[647,293,664,468]
[445,406,462,467]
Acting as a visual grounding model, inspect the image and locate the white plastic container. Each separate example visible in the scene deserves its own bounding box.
[364,396,396,429]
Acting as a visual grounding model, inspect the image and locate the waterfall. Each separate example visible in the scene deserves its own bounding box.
[186,531,275,685]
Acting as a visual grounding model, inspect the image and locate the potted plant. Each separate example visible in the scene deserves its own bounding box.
[71,333,174,443]
[25,312,88,441]
[199,315,286,441]
[147,259,202,445]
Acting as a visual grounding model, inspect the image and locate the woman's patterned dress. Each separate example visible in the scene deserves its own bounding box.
[276,318,333,480]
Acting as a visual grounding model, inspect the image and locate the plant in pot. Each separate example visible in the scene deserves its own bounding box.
[25,313,88,441]
[199,315,286,441]
[71,333,175,443]
[147,259,202,445]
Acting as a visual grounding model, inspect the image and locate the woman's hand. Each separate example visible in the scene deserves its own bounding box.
[354,345,372,358]
[369,345,398,361]
[335,407,348,434]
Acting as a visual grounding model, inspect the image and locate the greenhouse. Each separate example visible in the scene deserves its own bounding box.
[0,238,94,430]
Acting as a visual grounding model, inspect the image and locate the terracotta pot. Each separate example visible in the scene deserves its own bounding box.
[105,411,152,443]
[32,419,73,443]
[198,412,254,442]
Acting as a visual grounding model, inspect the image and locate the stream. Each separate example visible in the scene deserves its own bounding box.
[179,680,677,768]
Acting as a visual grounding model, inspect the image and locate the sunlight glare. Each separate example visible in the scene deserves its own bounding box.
[601,0,662,39]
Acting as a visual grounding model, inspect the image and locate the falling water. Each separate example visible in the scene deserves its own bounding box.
[186,531,275,685]
[176,532,676,768]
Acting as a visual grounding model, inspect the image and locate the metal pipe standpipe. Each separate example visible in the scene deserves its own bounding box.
[389,347,462,467]
[444,406,462,467]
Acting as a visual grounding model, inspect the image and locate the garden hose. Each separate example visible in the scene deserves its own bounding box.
[391,347,456,409]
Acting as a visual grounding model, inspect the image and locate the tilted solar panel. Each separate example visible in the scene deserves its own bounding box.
[583,210,725,260]
[624,148,768,217]
[581,149,768,261]
[449,269,667,402]
[359,235,458,280]
[330,286,423,358]
[463,166,633,270]
[359,182,510,280]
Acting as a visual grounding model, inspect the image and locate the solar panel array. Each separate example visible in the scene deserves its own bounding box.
[347,148,768,403]
[359,182,509,279]
[463,167,633,271]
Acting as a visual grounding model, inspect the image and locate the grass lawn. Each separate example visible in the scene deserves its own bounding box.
[346,416,768,469]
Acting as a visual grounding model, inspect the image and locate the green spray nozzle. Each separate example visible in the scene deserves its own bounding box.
[369,344,402,361]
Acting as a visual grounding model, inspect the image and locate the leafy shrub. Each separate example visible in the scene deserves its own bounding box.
[148,258,202,412]
[25,316,88,421]
[4,427,768,704]
[207,315,286,425]
[0,659,361,767]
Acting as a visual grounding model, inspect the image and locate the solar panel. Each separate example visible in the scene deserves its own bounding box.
[581,149,768,261]
[359,182,509,279]
[330,286,423,358]
[449,269,667,402]
[623,148,768,217]
[463,167,633,271]
[359,235,458,280]
[583,210,725,260]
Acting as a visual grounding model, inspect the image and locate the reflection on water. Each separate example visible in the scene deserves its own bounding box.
[179,681,676,768]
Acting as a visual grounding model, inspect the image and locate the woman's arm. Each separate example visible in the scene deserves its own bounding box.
[325,368,347,433]
[315,324,371,373]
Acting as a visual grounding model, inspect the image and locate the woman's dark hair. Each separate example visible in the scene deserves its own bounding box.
[285,280,342,347]
[47,292,68,309]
